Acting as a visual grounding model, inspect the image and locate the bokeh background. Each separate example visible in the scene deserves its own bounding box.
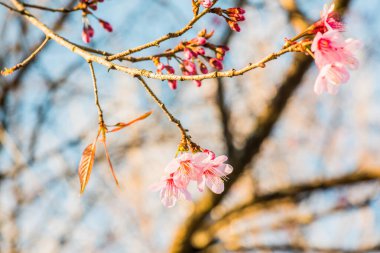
[1,0,380,252]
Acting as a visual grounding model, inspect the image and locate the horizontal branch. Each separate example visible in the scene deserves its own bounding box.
[7,0,302,83]
[230,243,380,253]
[206,167,380,236]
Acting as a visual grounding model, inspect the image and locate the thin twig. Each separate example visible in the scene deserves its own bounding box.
[88,61,104,126]
[136,76,188,139]
[1,36,50,76]
[0,1,22,13]
[21,2,81,13]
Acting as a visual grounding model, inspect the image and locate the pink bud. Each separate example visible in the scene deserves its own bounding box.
[168,80,177,90]
[156,63,165,73]
[165,65,175,74]
[89,4,97,10]
[192,37,207,46]
[209,58,223,70]
[194,80,202,87]
[99,19,113,32]
[194,47,205,55]
[82,29,90,43]
[228,21,241,32]
[183,60,197,75]
[184,48,197,60]
[199,63,208,74]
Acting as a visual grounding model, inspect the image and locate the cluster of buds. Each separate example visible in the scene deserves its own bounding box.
[151,139,233,207]
[210,7,246,32]
[79,0,113,43]
[153,29,229,89]
[286,4,360,95]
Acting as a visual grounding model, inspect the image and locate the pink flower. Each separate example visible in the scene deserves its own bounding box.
[151,174,191,208]
[200,0,213,8]
[314,63,350,95]
[311,30,360,69]
[153,150,233,207]
[197,154,233,194]
[165,153,206,188]
[312,4,344,34]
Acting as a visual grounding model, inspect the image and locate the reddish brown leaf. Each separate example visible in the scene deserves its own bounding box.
[108,111,153,133]
[78,140,97,194]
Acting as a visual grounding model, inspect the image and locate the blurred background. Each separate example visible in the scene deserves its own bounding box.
[1,0,380,252]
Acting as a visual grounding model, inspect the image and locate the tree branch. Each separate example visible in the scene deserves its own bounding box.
[1,36,49,76]
[7,0,303,82]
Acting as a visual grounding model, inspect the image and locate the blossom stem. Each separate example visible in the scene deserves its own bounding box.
[88,61,105,127]
[136,76,189,139]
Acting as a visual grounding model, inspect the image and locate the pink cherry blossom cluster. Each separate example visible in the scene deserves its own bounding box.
[79,0,113,43]
[153,29,229,89]
[151,150,233,208]
[309,4,361,95]
[210,7,246,32]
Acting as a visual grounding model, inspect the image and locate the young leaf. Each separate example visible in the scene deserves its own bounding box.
[102,140,120,188]
[78,140,97,194]
[108,111,153,133]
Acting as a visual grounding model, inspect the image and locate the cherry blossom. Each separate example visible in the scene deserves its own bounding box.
[311,4,344,34]
[314,63,350,95]
[165,152,207,188]
[311,30,360,69]
[197,153,233,194]
[153,150,233,207]
[151,174,191,208]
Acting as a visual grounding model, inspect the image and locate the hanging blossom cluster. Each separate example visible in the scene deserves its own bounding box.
[153,29,230,89]
[151,141,233,207]
[287,4,361,95]
[310,4,361,95]
[79,0,113,43]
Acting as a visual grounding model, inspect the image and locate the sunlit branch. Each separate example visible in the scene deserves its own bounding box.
[135,76,189,140]
[201,168,380,241]
[6,0,305,83]
[88,61,104,126]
